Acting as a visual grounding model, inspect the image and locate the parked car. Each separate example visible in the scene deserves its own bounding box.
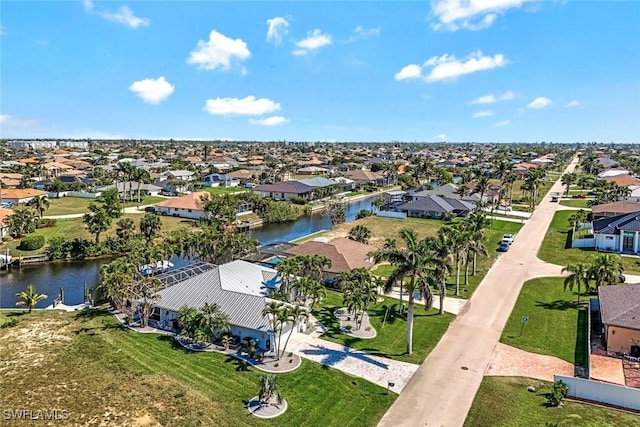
[144,206,156,213]
[590,273,625,283]
[497,204,512,211]
[551,196,559,202]
[572,194,586,199]
[587,191,597,196]
[502,234,516,245]
[497,242,510,252]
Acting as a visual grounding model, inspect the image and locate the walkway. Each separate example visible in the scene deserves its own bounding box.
[44,204,156,219]
[485,343,574,382]
[287,332,419,393]
[378,158,579,427]
[383,286,467,315]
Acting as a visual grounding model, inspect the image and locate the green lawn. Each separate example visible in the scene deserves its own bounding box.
[313,290,454,365]
[559,199,590,208]
[465,376,640,427]
[1,214,196,256]
[201,186,247,195]
[538,210,640,274]
[45,196,166,216]
[0,310,395,426]
[500,277,588,367]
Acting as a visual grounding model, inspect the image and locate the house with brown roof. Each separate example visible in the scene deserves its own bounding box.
[591,201,640,219]
[0,188,48,205]
[345,169,386,186]
[598,284,640,356]
[285,237,375,280]
[253,181,314,201]
[154,191,210,220]
[0,207,13,238]
[605,175,640,188]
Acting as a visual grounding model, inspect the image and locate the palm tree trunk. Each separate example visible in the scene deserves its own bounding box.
[439,280,445,315]
[464,259,469,286]
[398,280,404,314]
[406,293,415,355]
[277,327,283,360]
[473,252,477,276]
[455,255,461,296]
[281,320,296,358]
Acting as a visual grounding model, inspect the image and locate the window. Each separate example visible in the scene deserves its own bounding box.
[188,209,192,213]
[606,236,614,240]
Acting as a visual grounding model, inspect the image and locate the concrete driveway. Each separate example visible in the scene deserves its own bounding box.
[378,158,579,427]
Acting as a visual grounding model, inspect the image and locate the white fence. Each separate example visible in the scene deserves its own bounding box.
[572,238,595,248]
[66,191,101,199]
[376,211,407,219]
[554,375,640,411]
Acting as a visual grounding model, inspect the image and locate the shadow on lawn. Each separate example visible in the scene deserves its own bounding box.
[534,300,579,311]
[575,308,588,369]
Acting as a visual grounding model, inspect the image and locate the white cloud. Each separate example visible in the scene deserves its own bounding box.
[83,0,149,29]
[292,29,332,55]
[187,30,251,71]
[494,119,511,127]
[249,116,289,126]
[471,94,497,104]
[565,100,581,108]
[203,96,281,116]
[433,133,447,141]
[527,96,552,109]
[500,90,517,100]
[0,26,6,36]
[472,110,494,118]
[266,17,289,46]
[431,0,530,31]
[0,114,37,127]
[396,51,508,83]
[423,51,508,82]
[347,25,381,42]
[394,64,423,81]
[128,77,175,104]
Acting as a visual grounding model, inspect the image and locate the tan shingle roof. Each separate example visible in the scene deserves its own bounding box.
[285,238,374,273]
[155,192,210,210]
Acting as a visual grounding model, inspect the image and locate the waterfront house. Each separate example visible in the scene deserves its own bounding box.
[154,191,210,220]
[396,195,476,219]
[0,207,12,238]
[152,261,296,352]
[253,181,314,201]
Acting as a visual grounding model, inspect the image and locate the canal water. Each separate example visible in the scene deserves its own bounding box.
[0,197,374,309]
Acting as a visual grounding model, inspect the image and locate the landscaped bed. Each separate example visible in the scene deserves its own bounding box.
[465,376,639,426]
[334,307,376,339]
[0,309,395,426]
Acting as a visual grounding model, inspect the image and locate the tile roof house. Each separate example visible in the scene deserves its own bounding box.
[253,181,314,201]
[598,284,640,355]
[592,211,640,254]
[0,207,13,238]
[591,201,640,219]
[153,261,294,352]
[604,175,640,188]
[285,237,375,279]
[396,195,476,219]
[154,191,211,220]
[0,188,48,205]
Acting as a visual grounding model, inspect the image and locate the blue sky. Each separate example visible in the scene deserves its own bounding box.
[1,1,639,143]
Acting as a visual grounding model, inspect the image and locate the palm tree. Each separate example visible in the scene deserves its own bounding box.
[276,256,300,298]
[348,224,372,244]
[139,213,162,243]
[83,203,112,244]
[258,374,284,407]
[590,254,624,289]
[561,173,577,197]
[99,258,137,312]
[132,167,151,203]
[16,284,48,313]
[31,195,50,218]
[372,228,446,355]
[200,302,230,342]
[280,305,307,358]
[562,263,590,304]
[474,175,491,203]
[262,301,286,359]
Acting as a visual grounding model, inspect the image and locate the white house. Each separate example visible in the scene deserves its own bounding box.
[593,211,640,254]
[152,261,301,352]
[154,191,210,220]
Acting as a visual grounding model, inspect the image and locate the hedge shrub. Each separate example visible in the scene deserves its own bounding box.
[36,218,57,229]
[18,235,45,250]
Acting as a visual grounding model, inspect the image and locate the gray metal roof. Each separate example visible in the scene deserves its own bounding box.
[154,261,281,332]
[296,177,338,187]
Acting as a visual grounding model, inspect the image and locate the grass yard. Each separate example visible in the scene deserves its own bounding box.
[491,178,555,206]
[559,199,590,208]
[201,186,247,196]
[500,277,588,367]
[465,376,639,427]
[313,290,454,365]
[1,214,196,256]
[538,210,640,274]
[0,310,395,427]
[45,196,166,216]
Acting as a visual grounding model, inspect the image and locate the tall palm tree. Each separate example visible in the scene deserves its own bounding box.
[280,305,307,358]
[590,254,624,289]
[16,284,48,313]
[200,302,230,341]
[262,301,286,359]
[562,262,590,304]
[372,228,446,355]
[132,167,151,203]
[31,195,50,218]
[276,256,300,298]
[561,172,577,197]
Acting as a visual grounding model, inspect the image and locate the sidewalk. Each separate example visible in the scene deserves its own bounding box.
[382,287,467,315]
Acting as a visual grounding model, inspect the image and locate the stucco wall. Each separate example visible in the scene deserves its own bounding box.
[606,325,640,354]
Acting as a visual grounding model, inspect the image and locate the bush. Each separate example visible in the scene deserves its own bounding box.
[290,196,307,205]
[36,218,57,229]
[355,209,373,220]
[1,318,19,328]
[547,380,568,407]
[47,237,72,260]
[2,236,12,242]
[18,235,45,250]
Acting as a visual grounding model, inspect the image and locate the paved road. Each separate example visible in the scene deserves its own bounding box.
[44,204,156,219]
[378,158,579,427]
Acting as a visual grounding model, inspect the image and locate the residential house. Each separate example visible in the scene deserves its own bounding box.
[296,166,330,175]
[592,211,640,254]
[152,261,297,352]
[591,201,640,219]
[598,284,640,355]
[164,170,196,181]
[513,162,539,179]
[345,169,387,187]
[154,191,210,220]
[605,175,640,188]
[97,181,163,197]
[396,195,476,219]
[0,188,48,205]
[203,173,240,188]
[253,181,314,201]
[284,238,375,280]
[0,207,12,238]
[409,183,481,203]
[228,169,257,185]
